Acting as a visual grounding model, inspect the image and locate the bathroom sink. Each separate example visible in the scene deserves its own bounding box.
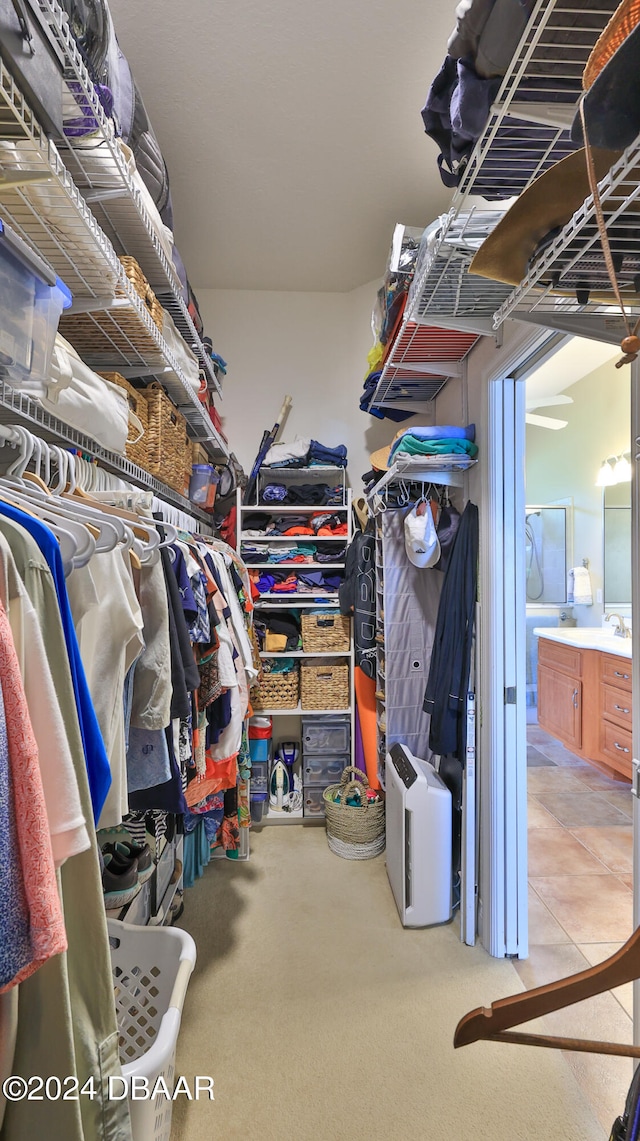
[533,627,632,656]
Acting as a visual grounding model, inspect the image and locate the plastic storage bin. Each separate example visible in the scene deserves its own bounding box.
[108,919,197,1141]
[250,760,269,792]
[0,218,71,391]
[304,754,349,787]
[303,787,325,818]
[302,716,350,755]
[249,716,272,739]
[249,737,269,764]
[189,463,219,508]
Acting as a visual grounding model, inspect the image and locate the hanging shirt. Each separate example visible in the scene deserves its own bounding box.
[128,554,172,732]
[0,534,89,866]
[0,502,111,823]
[0,599,67,993]
[67,550,144,829]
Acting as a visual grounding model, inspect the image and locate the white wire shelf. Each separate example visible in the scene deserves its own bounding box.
[368,456,477,500]
[34,0,222,397]
[59,295,229,459]
[369,321,479,412]
[0,381,214,528]
[406,210,514,332]
[0,54,228,459]
[0,59,120,299]
[452,0,618,209]
[369,210,515,413]
[493,135,640,338]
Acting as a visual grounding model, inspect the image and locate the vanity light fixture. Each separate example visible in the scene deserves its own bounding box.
[613,453,632,483]
[595,456,618,486]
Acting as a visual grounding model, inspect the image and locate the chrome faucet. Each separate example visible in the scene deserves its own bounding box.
[606,613,632,638]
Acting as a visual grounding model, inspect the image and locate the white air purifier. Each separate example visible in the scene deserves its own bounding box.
[385,743,452,927]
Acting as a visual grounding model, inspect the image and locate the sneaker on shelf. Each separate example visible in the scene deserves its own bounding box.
[102,852,141,909]
[103,840,154,884]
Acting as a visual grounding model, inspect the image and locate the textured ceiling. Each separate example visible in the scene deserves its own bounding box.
[108,0,455,292]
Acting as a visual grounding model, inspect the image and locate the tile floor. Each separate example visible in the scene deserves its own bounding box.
[516,722,634,1135]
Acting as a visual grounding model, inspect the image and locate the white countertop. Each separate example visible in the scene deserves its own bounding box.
[533,627,632,658]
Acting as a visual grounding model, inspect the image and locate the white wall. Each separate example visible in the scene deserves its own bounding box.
[198,283,437,483]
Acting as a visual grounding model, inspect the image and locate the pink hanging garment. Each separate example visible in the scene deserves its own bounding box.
[0,602,66,993]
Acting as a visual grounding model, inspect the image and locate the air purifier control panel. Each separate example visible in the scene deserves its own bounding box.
[389,743,418,789]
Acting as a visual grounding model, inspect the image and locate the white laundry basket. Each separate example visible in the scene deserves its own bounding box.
[107,918,197,1141]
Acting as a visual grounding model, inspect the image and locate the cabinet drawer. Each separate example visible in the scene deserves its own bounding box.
[601,654,632,692]
[538,638,582,679]
[600,720,633,774]
[601,684,633,728]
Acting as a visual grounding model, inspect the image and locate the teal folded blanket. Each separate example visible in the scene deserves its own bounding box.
[394,436,479,459]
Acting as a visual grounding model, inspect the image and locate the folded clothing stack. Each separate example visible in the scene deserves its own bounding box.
[262,437,348,468]
[250,569,344,597]
[254,609,302,652]
[389,424,478,462]
[260,482,344,506]
[242,541,346,565]
[242,512,348,538]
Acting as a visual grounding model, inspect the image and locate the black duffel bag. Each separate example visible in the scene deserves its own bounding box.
[0,0,66,137]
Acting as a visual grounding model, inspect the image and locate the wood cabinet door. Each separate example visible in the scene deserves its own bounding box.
[538,664,582,749]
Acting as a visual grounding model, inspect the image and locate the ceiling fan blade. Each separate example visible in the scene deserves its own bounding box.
[525,394,574,410]
[526,413,568,430]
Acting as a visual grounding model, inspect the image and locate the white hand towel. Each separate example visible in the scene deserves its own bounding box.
[571,566,593,606]
[566,568,575,604]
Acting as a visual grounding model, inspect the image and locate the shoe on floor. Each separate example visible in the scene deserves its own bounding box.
[103,840,154,884]
[102,852,141,908]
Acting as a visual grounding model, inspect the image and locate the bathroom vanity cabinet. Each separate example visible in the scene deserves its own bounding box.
[536,633,632,780]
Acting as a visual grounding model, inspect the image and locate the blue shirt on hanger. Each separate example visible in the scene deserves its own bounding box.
[0,501,112,822]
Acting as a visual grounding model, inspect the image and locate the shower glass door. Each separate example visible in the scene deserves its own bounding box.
[524,505,569,606]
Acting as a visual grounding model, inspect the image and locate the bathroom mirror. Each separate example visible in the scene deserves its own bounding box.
[603,481,631,607]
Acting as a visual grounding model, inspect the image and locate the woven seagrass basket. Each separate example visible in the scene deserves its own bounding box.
[301,611,350,653]
[145,383,190,492]
[323,767,385,860]
[251,664,299,711]
[118,255,164,332]
[300,659,349,710]
[98,371,149,469]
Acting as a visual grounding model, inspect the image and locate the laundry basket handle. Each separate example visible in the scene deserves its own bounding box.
[339,766,370,789]
[339,780,368,805]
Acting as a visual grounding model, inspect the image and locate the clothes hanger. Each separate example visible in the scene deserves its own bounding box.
[10,439,121,554]
[0,431,84,573]
[454,926,640,1058]
[63,453,165,562]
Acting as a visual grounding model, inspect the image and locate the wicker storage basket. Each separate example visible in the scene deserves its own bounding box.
[145,383,190,493]
[192,441,210,466]
[301,659,349,710]
[301,611,351,653]
[323,767,385,860]
[251,664,299,711]
[118,255,164,332]
[98,371,149,469]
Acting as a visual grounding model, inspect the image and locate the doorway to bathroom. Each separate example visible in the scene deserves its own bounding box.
[519,334,634,1128]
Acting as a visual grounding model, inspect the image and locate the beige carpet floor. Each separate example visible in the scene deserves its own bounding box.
[172,826,606,1141]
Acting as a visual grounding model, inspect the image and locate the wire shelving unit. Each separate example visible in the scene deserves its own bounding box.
[452,0,618,210]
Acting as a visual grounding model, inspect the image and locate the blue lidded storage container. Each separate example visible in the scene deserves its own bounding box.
[0,217,72,388]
